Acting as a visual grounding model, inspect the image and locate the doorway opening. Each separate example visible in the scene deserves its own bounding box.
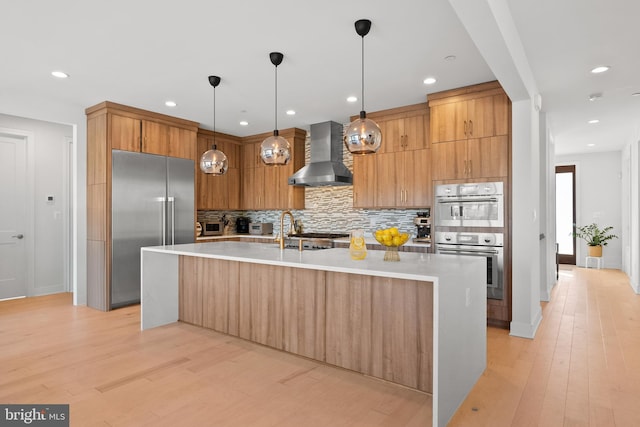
[556,165,576,264]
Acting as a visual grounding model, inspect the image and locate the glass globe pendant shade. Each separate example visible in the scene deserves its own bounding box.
[199,144,228,175]
[344,113,382,154]
[260,130,291,165]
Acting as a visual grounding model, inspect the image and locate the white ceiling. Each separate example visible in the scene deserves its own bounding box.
[2,0,638,156]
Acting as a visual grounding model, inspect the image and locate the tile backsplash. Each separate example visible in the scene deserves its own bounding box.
[198,126,430,237]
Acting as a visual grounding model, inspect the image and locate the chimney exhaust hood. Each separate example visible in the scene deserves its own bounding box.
[288,121,353,187]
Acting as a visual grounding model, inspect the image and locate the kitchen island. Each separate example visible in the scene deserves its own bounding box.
[141,241,485,427]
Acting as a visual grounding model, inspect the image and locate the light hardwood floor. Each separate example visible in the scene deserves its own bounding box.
[450,265,640,427]
[1,266,638,426]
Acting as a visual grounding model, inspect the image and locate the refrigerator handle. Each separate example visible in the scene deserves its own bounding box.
[157,197,166,245]
[168,196,175,245]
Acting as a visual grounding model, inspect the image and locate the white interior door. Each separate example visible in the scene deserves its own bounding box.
[0,134,27,299]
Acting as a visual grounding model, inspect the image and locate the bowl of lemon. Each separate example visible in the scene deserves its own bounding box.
[374,227,410,261]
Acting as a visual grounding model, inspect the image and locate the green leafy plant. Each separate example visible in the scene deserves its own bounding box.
[573,223,618,247]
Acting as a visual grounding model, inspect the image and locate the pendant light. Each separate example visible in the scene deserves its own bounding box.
[260,52,291,165]
[344,19,382,154]
[200,75,229,175]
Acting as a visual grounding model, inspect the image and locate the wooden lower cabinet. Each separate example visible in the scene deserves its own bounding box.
[238,264,325,359]
[178,256,434,393]
[325,273,433,392]
[178,256,202,326]
[179,257,324,360]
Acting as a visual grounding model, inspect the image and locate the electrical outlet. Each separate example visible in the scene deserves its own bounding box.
[465,288,471,307]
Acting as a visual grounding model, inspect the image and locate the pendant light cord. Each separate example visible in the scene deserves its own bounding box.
[274,64,278,132]
[213,86,216,147]
[361,35,365,112]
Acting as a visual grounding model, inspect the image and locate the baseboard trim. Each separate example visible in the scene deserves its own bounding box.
[509,308,543,339]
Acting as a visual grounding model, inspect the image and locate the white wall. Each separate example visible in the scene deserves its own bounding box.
[0,114,73,296]
[0,95,87,305]
[539,113,557,301]
[623,137,640,293]
[555,151,623,269]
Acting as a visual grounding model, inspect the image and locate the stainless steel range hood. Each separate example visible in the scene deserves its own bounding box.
[288,121,353,186]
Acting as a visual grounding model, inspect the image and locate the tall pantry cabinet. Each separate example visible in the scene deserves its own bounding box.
[86,101,198,311]
[428,81,512,326]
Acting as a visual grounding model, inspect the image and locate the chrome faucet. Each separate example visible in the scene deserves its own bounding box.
[278,210,296,250]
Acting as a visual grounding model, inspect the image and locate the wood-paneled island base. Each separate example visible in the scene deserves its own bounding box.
[141,241,486,427]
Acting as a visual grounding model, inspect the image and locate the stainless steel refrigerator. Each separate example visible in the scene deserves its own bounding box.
[111,150,194,309]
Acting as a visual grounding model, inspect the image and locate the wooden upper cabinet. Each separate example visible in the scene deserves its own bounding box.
[239,128,305,211]
[467,136,509,179]
[363,103,428,154]
[95,103,198,160]
[143,121,196,160]
[110,114,141,152]
[196,129,242,211]
[142,120,170,155]
[168,127,197,160]
[241,141,263,169]
[429,82,509,144]
[373,149,432,208]
[352,154,376,208]
[431,136,508,181]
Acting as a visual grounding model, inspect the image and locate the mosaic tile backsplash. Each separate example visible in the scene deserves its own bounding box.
[198,126,430,238]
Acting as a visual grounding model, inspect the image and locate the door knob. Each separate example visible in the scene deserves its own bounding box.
[12,234,24,239]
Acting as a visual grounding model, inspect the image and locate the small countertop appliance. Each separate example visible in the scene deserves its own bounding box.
[236,217,249,234]
[249,222,273,235]
[413,209,431,243]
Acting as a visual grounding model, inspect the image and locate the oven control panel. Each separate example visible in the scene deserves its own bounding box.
[435,232,503,247]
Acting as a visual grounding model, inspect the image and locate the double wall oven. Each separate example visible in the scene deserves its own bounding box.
[434,182,505,301]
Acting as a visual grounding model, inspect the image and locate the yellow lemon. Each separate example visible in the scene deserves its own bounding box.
[390,227,399,237]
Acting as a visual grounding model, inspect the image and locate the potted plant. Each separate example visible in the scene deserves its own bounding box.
[573,223,618,257]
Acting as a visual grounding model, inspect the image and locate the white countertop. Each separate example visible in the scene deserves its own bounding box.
[143,241,473,283]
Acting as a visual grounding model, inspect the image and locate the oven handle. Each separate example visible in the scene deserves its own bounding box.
[437,248,500,255]
[436,197,499,203]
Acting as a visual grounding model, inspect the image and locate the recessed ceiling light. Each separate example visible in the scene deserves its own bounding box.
[632,92,640,97]
[423,77,437,85]
[587,143,596,147]
[51,71,68,78]
[165,101,177,107]
[588,119,600,124]
[588,93,603,101]
[591,66,610,74]
[286,110,296,115]
[239,121,249,126]
[444,55,456,61]
[347,96,358,103]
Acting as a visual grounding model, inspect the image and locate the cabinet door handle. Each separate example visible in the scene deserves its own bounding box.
[469,159,472,176]
[464,120,467,136]
[464,160,468,175]
[469,120,473,136]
